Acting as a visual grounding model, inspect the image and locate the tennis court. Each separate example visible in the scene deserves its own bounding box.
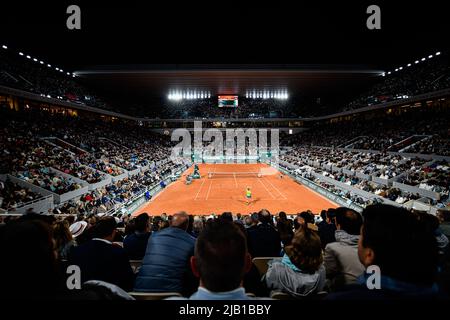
[134,163,337,215]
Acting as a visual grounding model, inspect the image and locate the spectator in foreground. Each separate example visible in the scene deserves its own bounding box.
[323,207,365,291]
[437,209,450,238]
[170,220,254,300]
[123,213,151,260]
[327,204,440,299]
[0,218,132,300]
[134,211,197,296]
[264,225,326,298]
[247,209,281,257]
[69,217,135,291]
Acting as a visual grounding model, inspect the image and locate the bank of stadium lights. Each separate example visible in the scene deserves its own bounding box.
[168,90,211,101]
[6,45,74,77]
[385,51,443,77]
[245,90,288,100]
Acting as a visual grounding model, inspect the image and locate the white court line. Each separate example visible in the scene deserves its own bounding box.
[233,173,238,188]
[205,180,213,200]
[194,178,206,201]
[204,165,217,201]
[263,176,288,200]
[257,177,276,199]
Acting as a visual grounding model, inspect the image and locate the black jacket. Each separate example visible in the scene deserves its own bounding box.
[69,239,135,291]
[247,223,281,258]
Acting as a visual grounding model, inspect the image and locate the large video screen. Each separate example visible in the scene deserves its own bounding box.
[218,95,238,108]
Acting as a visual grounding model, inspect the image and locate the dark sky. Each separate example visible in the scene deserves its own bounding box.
[2,1,449,71]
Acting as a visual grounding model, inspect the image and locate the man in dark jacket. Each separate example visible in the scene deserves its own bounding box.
[134,211,197,295]
[69,217,135,291]
[327,204,440,300]
[247,209,281,257]
[123,213,151,260]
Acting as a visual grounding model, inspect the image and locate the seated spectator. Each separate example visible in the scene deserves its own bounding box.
[276,211,294,247]
[264,224,326,298]
[247,209,281,257]
[437,209,450,239]
[318,208,337,248]
[324,207,365,290]
[327,204,440,299]
[134,212,197,296]
[170,220,255,300]
[0,216,131,300]
[53,220,77,260]
[69,217,135,291]
[123,213,151,260]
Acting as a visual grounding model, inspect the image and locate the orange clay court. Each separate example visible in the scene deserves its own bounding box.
[134,163,337,216]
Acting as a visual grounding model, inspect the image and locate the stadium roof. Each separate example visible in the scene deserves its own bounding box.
[2,1,449,113]
[74,65,382,99]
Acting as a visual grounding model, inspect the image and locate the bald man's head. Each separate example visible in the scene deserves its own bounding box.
[171,211,189,230]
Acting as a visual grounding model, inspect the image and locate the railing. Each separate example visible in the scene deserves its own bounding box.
[1,194,54,215]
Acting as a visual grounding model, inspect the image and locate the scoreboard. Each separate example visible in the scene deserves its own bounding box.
[218,95,238,108]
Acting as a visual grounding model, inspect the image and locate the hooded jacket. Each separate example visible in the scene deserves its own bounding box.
[264,255,326,298]
[324,230,365,289]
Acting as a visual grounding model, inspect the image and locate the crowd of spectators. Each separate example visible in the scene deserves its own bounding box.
[0,179,42,210]
[280,146,449,207]
[1,205,449,300]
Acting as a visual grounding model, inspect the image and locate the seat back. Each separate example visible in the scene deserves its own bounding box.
[252,257,281,276]
[128,292,182,300]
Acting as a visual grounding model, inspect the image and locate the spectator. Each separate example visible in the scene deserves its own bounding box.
[328,204,440,299]
[318,208,337,248]
[69,217,135,291]
[323,207,365,290]
[53,220,77,260]
[171,220,254,300]
[264,224,326,298]
[437,209,450,239]
[247,209,281,257]
[134,212,197,296]
[123,213,151,260]
[276,211,294,247]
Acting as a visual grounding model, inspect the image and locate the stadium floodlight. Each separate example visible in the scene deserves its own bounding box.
[399,67,403,70]
[55,67,59,71]
[40,61,44,64]
[47,64,52,67]
[436,52,441,56]
[26,55,31,59]
[421,57,426,61]
[60,69,64,73]
[19,52,24,56]
[407,63,412,67]
[387,71,391,75]
[2,45,7,49]
[428,55,433,59]
[394,68,398,72]
[33,58,38,62]
[415,60,419,64]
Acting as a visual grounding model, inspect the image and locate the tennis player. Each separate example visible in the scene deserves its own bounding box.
[245,186,252,205]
